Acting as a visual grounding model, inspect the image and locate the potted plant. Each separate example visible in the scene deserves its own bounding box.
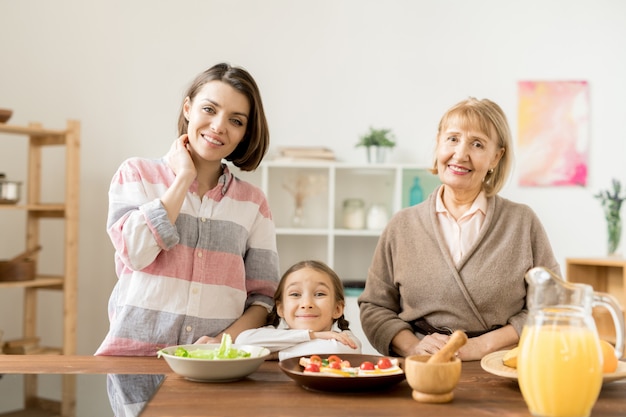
[356,127,396,163]
[594,178,626,256]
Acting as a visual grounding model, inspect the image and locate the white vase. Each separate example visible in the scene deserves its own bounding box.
[366,146,388,163]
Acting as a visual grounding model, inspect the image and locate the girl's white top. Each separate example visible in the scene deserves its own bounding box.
[235,320,362,360]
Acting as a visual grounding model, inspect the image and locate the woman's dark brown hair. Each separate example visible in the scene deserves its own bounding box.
[267,260,351,330]
[177,63,270,171]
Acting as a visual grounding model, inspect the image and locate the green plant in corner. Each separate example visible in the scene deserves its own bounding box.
[594,178,626,256]
[356,127,396,148]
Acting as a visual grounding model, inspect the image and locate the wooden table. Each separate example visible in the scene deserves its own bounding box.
[1,355,625,416]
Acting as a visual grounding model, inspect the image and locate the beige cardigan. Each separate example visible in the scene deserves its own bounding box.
[358,188,560,356]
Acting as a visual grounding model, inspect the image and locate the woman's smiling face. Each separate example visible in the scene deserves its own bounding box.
[276,267,343,332]
[183,80,250,164]
[436,120,504,196]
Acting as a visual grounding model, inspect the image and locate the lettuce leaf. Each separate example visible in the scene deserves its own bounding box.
[158,334,252,360]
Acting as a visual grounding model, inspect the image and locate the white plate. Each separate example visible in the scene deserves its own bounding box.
[481,349,626,384]
[159,343,270,382]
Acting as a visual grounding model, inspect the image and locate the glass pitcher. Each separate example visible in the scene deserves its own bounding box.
[518,267,625,417]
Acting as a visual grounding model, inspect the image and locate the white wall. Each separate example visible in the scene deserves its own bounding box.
[0,0,624,369]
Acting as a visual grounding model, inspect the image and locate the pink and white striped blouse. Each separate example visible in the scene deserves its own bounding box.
[95,157,279,356]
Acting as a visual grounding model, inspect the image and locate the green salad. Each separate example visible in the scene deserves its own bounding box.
[158,334,252,360]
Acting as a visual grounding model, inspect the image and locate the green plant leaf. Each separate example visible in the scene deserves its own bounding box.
[356,127,396,148]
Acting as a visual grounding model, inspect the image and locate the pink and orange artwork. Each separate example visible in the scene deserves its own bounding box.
[517,81,589,186]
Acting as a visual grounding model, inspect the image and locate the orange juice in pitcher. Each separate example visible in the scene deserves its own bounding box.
[518,323,602,417]
[519,267,625,417]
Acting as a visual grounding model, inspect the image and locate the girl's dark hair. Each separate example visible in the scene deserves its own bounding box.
[177,62,270,171]
[267,260,350,331]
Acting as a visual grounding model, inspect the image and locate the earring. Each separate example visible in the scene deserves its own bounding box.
[488,168,494,174]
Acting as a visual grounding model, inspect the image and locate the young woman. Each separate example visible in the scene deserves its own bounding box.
[96,63,280,357]
[236,260,361,360]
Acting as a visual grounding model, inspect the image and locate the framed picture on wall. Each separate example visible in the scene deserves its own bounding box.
[517,80,589,187]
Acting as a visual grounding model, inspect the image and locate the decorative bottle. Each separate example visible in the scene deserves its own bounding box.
[409,177,423,206]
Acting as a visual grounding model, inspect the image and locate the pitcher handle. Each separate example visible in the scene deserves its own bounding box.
[593,293,625,359]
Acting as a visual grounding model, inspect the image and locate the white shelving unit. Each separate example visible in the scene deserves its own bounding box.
[234,160,440,281]
[234,160,439,354]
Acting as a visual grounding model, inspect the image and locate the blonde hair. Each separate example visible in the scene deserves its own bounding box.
[430,97,513,197]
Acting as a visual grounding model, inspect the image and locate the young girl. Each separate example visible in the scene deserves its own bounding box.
[96,63,280,357]
[236,260,361,360]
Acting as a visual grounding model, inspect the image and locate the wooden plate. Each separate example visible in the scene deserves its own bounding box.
[481,349,626,384]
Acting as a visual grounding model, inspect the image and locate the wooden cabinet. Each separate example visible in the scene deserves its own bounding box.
[0,120,80,417]
[565,257,626,345]
[235,161,439,280]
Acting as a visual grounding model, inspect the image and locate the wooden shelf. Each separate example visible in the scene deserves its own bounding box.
[0,276,65,289]
[0,409,58,417]
[0,120,80,417]
[566,257,626,345]
[0,204,65,214]
[2,347,63,356]
[0,123,67,137]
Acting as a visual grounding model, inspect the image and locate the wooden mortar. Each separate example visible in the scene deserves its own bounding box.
[405,330,468,403]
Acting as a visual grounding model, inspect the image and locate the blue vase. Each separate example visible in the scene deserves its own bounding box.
[409,177,423,206]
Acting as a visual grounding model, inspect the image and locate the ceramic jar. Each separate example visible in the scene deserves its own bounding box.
[342,199,365,229]
[366,204,389,230]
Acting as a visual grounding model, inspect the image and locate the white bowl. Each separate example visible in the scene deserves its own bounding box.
[159,343,270,382]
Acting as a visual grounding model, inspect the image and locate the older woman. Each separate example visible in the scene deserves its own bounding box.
[358,98,560,361]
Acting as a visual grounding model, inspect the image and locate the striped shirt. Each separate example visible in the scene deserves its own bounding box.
[95,157,280,356]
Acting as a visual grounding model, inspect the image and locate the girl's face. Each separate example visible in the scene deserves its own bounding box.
[436,122,504,196]
[276,267,344,332]
[183,80,249,164]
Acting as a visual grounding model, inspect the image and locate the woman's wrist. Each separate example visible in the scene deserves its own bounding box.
[391,329,421,356]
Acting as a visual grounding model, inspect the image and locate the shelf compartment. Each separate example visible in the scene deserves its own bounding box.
[400,167,440,208]
[334,167,394,229]
[275,235,328,274]
[333,235,379,282]
[266,166,329,229]
[566,257,626,345]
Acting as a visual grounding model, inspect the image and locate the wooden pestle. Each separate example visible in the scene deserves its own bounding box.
[427,330,468,363]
